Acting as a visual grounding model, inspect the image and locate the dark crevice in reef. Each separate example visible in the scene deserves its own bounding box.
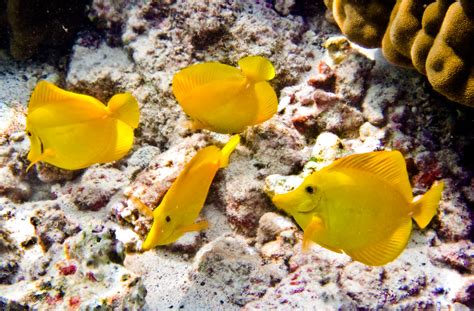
[1,0,93,61]
[289,0,326,17]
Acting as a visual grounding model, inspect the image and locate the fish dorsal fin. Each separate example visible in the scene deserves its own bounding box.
[325,151,413,202]
[344,219,412,266]
[252,81,278,124]
[238,56,275,82]
[28,80,104,115]
[172,62,244,102]
[106,93,140,128]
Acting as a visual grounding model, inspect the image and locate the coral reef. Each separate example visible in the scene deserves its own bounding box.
[0,227,21,284]
[0,227,146,309]
[0,0,472,309]
[324,0,474,107]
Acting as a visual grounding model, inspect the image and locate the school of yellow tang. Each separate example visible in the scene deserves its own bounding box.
[25,56,444,266]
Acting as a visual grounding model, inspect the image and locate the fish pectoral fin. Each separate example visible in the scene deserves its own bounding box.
[130,196,154,218]
[302,216,323,252]
[179,220,209,234]
[344,220,412,266]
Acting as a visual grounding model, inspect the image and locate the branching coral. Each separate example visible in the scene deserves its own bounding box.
[325,0,474,107]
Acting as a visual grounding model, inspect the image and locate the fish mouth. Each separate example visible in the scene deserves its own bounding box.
[272,189,316,215]
[272,193,294,214]
[142,222,169,251]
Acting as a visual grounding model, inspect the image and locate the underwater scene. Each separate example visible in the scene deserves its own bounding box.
[0,0,473,309]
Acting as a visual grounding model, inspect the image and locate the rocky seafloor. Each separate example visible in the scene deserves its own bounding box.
[0,0,473,310]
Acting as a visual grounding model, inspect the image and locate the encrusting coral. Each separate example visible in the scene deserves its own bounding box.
[324,0,474,107]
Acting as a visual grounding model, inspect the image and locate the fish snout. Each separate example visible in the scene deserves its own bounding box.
[272,193,293,213]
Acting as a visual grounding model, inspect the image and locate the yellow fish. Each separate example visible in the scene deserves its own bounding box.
[26,81,139,171]
[172,56,278,134]
[271,151,444,266]
[136,135,240,250]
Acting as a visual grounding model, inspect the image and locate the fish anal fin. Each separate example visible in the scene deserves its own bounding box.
[327,151,413,202]
[252,81,278,125]
[238,56,275,82]
[411,180,444,229]
[302,216,323,252]
[345,220,412,266]
[106,93,140,128]
[179,220,209,234]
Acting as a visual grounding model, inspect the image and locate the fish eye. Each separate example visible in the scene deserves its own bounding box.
[165,215,171,223]
[27,131,32,136]
[305,186,315,194]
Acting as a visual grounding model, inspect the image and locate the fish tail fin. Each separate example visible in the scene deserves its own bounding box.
[411,180,444,229]
[219,135,240,168]
[106,93,140,128]
[238,56,275,82]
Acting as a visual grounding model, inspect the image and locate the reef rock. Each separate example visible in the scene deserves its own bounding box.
[30,202,80,251]
[0,226,146,309]
[188,235,274,306]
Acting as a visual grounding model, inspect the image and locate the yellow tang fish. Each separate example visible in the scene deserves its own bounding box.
[271,151,444,266]
[135,135,240,251]
[26,81,139,171]
[172,56,278,134]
